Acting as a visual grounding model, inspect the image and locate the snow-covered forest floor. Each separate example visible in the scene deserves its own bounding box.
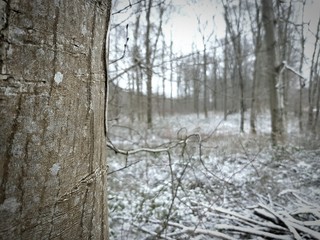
[107,112,320,239]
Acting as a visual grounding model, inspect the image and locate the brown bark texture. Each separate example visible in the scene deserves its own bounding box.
[0,0,111,239]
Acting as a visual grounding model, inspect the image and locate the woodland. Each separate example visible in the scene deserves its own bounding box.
[107,0,320,239]
[0,0,319,239]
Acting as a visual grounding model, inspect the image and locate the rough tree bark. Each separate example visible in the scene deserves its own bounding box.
[0,0,111,239]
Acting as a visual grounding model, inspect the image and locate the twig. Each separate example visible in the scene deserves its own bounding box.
[132,223,174,240]
[281,61,307,87]
[258,203,302,239]
[205,205,286,231]
[110,24,129,64]
[150,219,235,240]
[215,224,291,240]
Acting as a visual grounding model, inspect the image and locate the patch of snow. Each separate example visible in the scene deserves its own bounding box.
[107,111,320,239]
[297,161,310,168]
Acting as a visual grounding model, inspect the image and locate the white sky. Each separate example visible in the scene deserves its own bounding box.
[111,0,320,94]
[163,0,225,53]
[112,0,320,65]
[165,0,320,58]
[301,0,320,75]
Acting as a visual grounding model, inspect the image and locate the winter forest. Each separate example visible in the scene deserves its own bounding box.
[107,0,320,239]
[1,0,320,239]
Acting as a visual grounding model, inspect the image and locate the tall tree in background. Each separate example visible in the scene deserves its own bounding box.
[144,0,165,128]
[197,17,214,118]
[223,30,229,120]
[145,0,153,128]
[133,1,143,121]
[307,16,320,133]
[203,44,209,118]
[223,1,246,132]
[262,0,285,145]
[161,39,167,118]
[211,46,218,111]
[170,40,174,115]
[276,0,293,129]
[298,0,307,133]
[246,0,262,134]
[0,0,111,238]
[193,52,201,118]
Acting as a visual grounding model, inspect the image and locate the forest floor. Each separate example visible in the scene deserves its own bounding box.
[107,111,320,239]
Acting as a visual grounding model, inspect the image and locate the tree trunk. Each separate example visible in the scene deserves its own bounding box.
[203,48,208,118]
[312,50,320,133]
[0,0,111,239]
[247,0,261,135]
[161,40,166,118]
[277,0,292,130]
[145,0,153,129]
[298,0,306,133]
[133,3,142,122]
[212,48,218,111]
[237,37,245,133]
[223,31,228,120]
[223,2,245,131]
[307,17,320,133]
[250,55,258,134]
[262,0,284,145]
[170,40,174,115]
[193,53,200,118]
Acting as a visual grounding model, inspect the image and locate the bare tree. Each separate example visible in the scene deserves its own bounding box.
[211,46,218,111]
[145,0,153,128]
[311,48,320,133]
[161,39,167,118]
[0,0,111,238]
[193,52,201,118]
[133,1,143,121]
[307,16,320,133]
[144,0,165,128]
[197,17,214,118]
[223,30,229,120]
[170,40,174,115]
[298,0,307,133]
[261,0,285,145]
[223,1,246,132]
[276,0,293,129]
[246,0,262,135]
[203,47,209,118]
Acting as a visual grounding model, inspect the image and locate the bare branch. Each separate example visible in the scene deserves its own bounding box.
[110,24,129,64]
[149,219,234,240]
[282,61,307,82]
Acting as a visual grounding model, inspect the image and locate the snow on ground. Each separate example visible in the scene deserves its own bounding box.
[107,112,320,239]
